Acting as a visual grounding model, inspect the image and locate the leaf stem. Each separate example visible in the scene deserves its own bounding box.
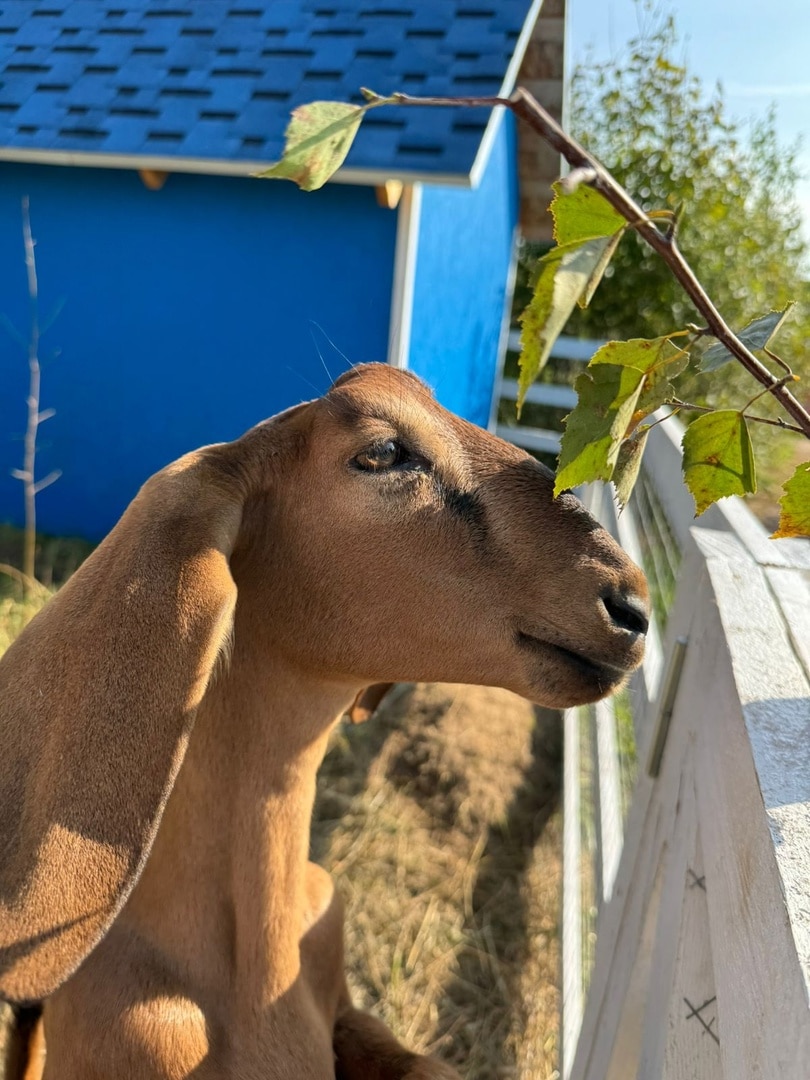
[762,345,793,376]
[740,374,797,414]
[668,397,805,434]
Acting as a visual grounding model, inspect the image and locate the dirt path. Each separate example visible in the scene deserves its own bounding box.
[313,683,564,1080]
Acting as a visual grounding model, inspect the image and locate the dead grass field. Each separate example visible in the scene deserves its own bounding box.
[314,683,563,1080]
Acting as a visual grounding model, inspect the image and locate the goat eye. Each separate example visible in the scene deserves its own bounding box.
[353,439,409,472]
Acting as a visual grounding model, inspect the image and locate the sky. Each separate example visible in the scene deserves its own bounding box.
[567,0,810,239]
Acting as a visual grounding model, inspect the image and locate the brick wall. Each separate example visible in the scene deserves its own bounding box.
[517,0,566,242]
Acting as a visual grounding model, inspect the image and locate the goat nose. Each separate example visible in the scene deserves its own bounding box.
[602,592,649,636]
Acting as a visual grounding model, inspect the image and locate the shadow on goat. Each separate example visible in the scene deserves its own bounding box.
[0,363,648,1079]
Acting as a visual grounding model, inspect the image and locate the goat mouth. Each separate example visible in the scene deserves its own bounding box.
[516,630,626,683]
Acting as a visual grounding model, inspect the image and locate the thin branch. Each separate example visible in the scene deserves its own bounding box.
[505,87,810,439]
[386,88,810,439]
[20,196,41,587]
[668,397,805,434]
[740,374,797,414]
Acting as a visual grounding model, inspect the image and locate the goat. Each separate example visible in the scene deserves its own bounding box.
[0,363,648,1079]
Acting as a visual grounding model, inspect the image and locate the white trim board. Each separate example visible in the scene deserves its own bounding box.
[0,146,474,189]
[386,183,422,369]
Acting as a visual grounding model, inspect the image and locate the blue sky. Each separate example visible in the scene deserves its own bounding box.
[567,0,810,239]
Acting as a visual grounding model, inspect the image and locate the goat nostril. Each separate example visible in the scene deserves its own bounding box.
[603,593,649,636]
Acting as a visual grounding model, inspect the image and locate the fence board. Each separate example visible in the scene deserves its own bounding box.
[562,706,584,1080]
[661,815,722,1079]
[692,533,810,1077]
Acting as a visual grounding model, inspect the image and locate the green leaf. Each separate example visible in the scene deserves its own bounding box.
[518,238,617,408]
[256,101,365,191]
[551,181,627,246]
[613,429,650,508]
[554,364,647,494]
[681,410,757,515]
[773,461,810,539]
[552,335,689,496]
[590,336,689,425]
[700,304,795,372]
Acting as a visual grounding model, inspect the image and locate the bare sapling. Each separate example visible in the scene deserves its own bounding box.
[10,197,60,593]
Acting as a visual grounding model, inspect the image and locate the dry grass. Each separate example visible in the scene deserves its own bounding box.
[0,591,49,657]
[313,683,564,1079]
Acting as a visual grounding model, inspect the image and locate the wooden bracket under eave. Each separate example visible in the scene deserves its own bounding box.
[139,169,169,191]
[375,180,403,209]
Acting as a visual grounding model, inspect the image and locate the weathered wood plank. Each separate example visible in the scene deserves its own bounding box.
[569,547,705,1080]
[691,532,810,1077]
[764,565,810,682]
[571,684,691,1080]
[634,754,696,1079]
[562,706,584,1080]
[593,699,623,905]
[696,529,810,1002]
[662,814,722,1079]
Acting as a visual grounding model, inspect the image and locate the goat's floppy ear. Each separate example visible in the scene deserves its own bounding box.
[348,683,396,724]
[0,446,250,1003]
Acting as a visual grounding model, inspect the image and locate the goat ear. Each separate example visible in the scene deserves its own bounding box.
[348,683,396,724]
[0,447,247,1004]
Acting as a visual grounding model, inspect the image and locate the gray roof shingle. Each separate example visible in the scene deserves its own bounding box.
[0,0,540,181]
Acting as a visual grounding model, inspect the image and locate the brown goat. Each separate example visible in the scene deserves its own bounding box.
[0,364,648,1079]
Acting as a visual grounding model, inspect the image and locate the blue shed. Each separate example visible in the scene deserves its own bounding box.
[0,1,545,540]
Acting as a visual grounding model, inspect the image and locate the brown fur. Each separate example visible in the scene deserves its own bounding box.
[0,364,647,1078]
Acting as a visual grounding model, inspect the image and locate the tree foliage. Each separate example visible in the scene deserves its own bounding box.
[565,7,810,409]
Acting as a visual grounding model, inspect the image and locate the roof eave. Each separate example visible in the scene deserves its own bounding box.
[0,0,546,191]
[0,145,474,189]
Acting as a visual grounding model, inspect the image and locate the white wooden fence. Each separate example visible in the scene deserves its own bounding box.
[498,337,810,1080]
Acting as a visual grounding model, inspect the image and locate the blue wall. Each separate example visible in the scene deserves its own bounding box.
[0,165,396,539]
[408,112,518,427]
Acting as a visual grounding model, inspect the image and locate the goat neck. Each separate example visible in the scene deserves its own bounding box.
[120,633,354,1014]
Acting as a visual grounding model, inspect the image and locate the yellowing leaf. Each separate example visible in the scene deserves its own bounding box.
[554,364,646,494]
[613,429,650,508]
[590,336,679,373]
[551,335,689,496]
[257,101,364,191]
[579,230,624,308]
[681,411,757,515]
[773,461,810,539]
[518,237,618,409]
[551,181,627,246]
[591,336,689,426]
[700,304,795,372]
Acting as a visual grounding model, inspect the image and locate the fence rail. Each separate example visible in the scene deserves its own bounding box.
[495,338,810,1080]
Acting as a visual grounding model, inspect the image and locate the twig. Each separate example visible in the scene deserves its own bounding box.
[667,397,805,434]
[384,88,810,439]
[21,197,41,589]
[14,199,61,595]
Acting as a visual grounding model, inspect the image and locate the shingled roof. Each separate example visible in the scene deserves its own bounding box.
[0,0,542,185]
